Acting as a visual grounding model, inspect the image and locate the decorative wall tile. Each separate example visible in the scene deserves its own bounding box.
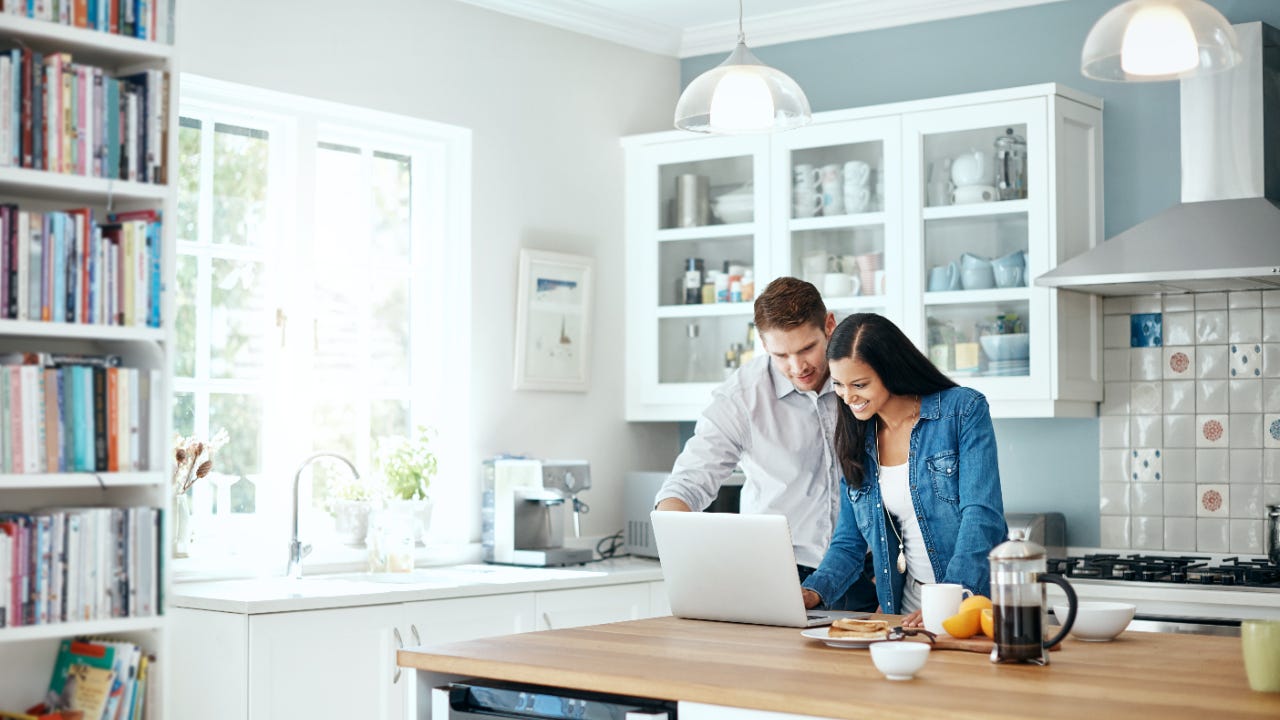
[1196,381,1229,413]
[1131,313,1162,347]
[1229,343,1262,378]
[1104,349,1131,381]
[1265,449,1280,483]
[1132,415,1162,447]
[1230,449,1263,485]
[1132,483,1163,515]
[1103,296,1132,315]
[1164,294,1195,313]
[1132,516,1163,550]
[1164,381,1195,414]
[1196,449,1229,484]
[1230,379,1262,413]
[1265,343,1280,378]
[1230,309,1263,344]
[1196,484,1229,517]
[1230,519,1264,555]
[1131,348,1163,380]
[1266,380,1280,413]
[1229,290,1262,309]
[1130,382,1161,414]
[1164,517,1197,551]
[1100,516,1131,548]
[1100,483,1130,515]
[1230,414,1262,448]
[1164,312,1195,346]
[1101,382,1130,416]
[1264,308,1280,342]
[1131,448,1162,482]
[1195,292,1227,311]
[1163,415,1194,448]
[1162,449,1196,483]
[1197,518,1231,552]
[1100,449,1130,484]
[1104,315,1129,349]
[1195,309,1227,344]
[1266,414,1280,448]
[1163,346,1194,379]
[1196,346,1228,379]
[1229,483,1262,518]
[1100,415,1130,448]
[1164,482,1196,517]
[1198,415,1228,446]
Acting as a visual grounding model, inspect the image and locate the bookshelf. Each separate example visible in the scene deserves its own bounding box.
[0,2,176,719]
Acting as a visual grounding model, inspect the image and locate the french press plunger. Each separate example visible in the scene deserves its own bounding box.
[988,529,1078,665]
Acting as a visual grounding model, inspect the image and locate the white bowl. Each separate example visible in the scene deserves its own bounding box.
[1054,601,1135,642]
[868,641,930,680]
[712,194,754,223]
[978,333,1030,362]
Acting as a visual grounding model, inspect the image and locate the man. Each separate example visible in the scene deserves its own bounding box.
[654,277,877,612]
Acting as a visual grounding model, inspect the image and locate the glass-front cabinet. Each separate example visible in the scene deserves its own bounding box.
[623,84,1102,421]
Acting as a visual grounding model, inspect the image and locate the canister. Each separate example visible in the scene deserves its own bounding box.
[675,174,710,227]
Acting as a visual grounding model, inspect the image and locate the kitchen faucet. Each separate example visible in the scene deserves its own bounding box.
[289,452,361,579]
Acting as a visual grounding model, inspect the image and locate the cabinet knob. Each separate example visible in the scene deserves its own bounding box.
[393,627,404,684]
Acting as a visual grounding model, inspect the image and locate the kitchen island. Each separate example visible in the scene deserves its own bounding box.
[397,614,1280,720]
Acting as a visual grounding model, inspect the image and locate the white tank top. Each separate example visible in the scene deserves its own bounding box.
[879,462,936,613]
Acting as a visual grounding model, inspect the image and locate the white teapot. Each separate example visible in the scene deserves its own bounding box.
[950,149,988,188]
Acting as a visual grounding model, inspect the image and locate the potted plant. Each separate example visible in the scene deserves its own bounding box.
[329,472,377,546]
[377,426,438,545]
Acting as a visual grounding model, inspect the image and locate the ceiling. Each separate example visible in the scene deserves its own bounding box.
[455,0,1069,57]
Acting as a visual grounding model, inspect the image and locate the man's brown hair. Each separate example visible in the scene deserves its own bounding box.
[753,277,827,334]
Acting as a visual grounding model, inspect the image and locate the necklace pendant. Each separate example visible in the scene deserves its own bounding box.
[896,545,907,574]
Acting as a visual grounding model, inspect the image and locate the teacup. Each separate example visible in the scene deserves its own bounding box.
[822,272,857,298]
[961,266,996,290]
[993,264,1023,288]
[928,262,960,292]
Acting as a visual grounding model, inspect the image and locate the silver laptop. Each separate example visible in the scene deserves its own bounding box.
[650,511,868,628]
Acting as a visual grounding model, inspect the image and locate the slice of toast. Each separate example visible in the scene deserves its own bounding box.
[828,618,890,639]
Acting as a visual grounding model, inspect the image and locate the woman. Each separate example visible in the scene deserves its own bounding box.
[800,313,1007,626]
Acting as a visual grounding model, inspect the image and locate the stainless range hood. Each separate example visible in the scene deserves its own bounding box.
[1037,22,1280,296]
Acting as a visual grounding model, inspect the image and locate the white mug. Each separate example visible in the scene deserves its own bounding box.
[843,160,871,186]
[802,251,831,276]
[844,186,871,213]
[821,272,854,298]
[793,191,823,218]
[922,583,974,636]
[794,164,821,192]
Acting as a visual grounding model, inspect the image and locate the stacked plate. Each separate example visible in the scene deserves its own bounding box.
[986,359,1029,376]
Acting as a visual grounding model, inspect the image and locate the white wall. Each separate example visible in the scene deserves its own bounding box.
[178,0,681,542]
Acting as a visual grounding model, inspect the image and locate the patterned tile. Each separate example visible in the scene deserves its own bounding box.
[1196,415,1229,447]
[1230,308,1263,343]
[1131,313,1162,347]
[1265,414,1280,448]
[1131,448,1162,482]
[1196,484,1229,517]
[1229,343,1263,378]
[1163,346,1194,379]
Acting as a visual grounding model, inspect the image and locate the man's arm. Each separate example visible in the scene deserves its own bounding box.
[655,497,691,512]
[653,380,751,511]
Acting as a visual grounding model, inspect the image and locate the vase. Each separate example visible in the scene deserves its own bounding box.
[173,493,193,558]
[333,499,373,546]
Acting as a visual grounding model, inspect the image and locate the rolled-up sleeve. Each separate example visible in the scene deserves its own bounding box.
[655,383,750,511]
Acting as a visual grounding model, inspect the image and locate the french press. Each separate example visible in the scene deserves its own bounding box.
[993,127,1027,200]
[988,530,1078,665]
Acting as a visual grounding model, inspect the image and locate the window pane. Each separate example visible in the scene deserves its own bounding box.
[370,276,408,382]
[212,123,269,247]
[175,255,197,378]
[315,144,365,257]
[172,392,194,438]
[371,399,409,445]
[177,118,201,244]
[210,393,262,478]
[308,398,359,511]
[210,258,267,379]
[370,151,411,265]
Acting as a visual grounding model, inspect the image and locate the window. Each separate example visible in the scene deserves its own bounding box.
[174,76,471,574]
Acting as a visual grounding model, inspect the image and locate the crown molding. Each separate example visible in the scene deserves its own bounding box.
[681,0,1069,57]
[454,0,683,56]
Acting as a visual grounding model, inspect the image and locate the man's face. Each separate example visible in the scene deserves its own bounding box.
[759,313,836,393]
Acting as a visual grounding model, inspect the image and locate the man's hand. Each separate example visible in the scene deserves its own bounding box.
[802,588,822,609]
[655,498,692,512]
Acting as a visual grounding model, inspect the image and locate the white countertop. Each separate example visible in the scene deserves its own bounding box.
[169,557,665,615]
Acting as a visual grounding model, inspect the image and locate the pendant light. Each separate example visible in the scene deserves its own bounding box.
[1081,0,1241,82]
[674,0,811,134]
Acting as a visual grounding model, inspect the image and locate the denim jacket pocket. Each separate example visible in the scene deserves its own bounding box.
[926,451,960,504]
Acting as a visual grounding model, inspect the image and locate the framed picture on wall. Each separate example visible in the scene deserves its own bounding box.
[513,249,595,392]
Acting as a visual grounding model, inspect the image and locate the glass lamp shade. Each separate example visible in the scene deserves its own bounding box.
[674,41,812,133]
[1081,0,1241,81]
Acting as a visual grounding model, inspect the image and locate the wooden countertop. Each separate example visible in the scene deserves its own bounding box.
[397,615,1280,720]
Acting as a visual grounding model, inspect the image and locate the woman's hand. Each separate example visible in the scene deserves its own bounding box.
[802,589,822,609]
[900,610,924,628]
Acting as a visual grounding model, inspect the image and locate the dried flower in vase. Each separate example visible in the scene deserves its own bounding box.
[172,429,230,495]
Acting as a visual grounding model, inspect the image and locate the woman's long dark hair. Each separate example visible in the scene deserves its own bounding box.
[829,313,957,488]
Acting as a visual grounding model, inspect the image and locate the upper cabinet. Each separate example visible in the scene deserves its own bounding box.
[623,83,1103,421]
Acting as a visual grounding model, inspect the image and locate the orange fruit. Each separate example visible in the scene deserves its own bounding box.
[980,608,994,638]
[959,595,993,614]
[941,608,982,639]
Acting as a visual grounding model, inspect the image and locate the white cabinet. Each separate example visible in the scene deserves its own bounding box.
[622,83,1102,420]
[649,580,671,617]
[404,592,536,645]
[535,584,651,630]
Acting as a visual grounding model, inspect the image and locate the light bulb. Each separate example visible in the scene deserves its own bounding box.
[1120,4,1198,76]
[708,69,774,133]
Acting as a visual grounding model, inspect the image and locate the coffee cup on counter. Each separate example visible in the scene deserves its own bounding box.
[921,583,973,636]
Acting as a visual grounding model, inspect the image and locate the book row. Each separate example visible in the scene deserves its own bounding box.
[0,354,162,474]
[0,505,160,628]
[5,636,157,720]
[2,0,171,44]
[0,49,168,183]
[0,206,161,327]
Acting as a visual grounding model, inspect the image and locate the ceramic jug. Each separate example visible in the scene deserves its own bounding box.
[950,149,987,187]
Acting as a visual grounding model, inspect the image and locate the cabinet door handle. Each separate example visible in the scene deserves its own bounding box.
[393,627,404,684]
[411,624,421,646]
[542,612,554,630]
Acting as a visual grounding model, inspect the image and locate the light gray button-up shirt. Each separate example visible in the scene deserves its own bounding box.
[656,354,843,569]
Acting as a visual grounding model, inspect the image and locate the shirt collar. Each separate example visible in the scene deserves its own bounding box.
[919,391,943,419]
[768,358,834,399]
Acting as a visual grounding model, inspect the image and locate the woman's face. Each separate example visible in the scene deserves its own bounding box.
[829,355,891,421]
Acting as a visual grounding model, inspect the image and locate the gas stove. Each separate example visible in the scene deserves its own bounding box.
[1048,554,1280,588]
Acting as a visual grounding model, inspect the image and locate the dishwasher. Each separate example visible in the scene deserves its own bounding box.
[434,680,677,720]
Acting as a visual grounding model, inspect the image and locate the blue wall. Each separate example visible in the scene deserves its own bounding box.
[677,0,1280,547]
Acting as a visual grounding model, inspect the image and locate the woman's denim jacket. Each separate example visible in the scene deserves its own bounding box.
[802,386,1007,614]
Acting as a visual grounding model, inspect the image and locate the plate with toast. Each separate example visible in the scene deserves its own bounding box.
[801,618,892,648]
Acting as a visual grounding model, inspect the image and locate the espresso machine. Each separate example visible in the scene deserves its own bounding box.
[482,457,594,567]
